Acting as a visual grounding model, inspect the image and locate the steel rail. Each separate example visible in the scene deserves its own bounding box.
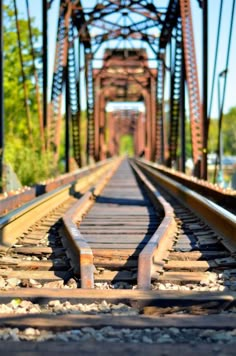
[0,158,115,215]
[130,161,177,290]
[135,159,236,252]
[62,158,122,288]
[63,157,177,290]
[136,159,236,211]
[0,159,118,247]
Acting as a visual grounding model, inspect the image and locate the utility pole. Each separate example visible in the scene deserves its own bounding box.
[43,0,48,131]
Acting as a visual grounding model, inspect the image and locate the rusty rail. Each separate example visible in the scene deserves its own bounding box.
[62,158,122,288]
[0,158,118,247]
[0,188,36,216]
[135,159,236,252]
[130,161,177,289]
[0,159,114,216]
[137,159,236,210]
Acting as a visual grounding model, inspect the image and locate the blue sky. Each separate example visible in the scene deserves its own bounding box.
[14,0,236,117]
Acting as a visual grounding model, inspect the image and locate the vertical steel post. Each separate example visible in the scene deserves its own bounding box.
[180,46,186,173]
[94,76,100,161]
[43,0,48,130]
[99,94,106,160]
[180,0,203,178]
[108,112,113,157]
[85,51,95,165]
[144,92,152,161]
[0,0,4,192]
[156,55,165,164]
[150,76,156,161]
[202,0,208,179]
[75,39,81,167]
[65,64,70,173]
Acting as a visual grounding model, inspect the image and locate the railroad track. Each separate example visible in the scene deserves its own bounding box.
[0,157,236,354]
[137,158,236,214]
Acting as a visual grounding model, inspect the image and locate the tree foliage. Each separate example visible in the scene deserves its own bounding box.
[119,134,134,156]
[208,108,236,155]
[3,3,54,185]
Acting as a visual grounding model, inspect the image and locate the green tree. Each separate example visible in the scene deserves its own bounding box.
[3,3,54,185]
[208,107,236,156]
[119,134,134,156]
[222,107,236,155]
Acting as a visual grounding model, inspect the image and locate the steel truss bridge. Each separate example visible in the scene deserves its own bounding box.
[0,0,235,188]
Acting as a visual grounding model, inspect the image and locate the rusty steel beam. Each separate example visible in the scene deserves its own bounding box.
[49,0,71,160]
[160,0,179,48]
[180,44,186,173]
[168,17,183,166]
[136,112,146,157]
[179,0,203,176]
[150,76,157,161]
[99,94,106,161]
[156,53,166,164]
[107,112,116,157]
[144,93,152,161]
[67,20,81,167]
[85,50,95,164]
[94,76,101,162]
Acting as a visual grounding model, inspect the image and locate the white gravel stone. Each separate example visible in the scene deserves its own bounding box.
[0,304,14,313]
[157,334,174,343]
[56,333,69,342]
[48,300,61,307]
[0,327,236,344]
[43,280,64,288]
[24,328,40,336]
[28,279,42,288]
[7,278,21,287]
[142,336,153,344]
[9,328,20,342]
[169,327,180,335]
[0,276,6,288]
[65,278,77,289]
[211,332,232,341]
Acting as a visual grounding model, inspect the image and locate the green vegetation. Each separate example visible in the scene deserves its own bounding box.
[208,108,236,155]
[183,109,236,158]
[3,3,55,185]
[119,135,134,156]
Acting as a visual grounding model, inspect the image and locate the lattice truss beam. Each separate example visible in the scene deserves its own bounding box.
[48,0,165,164]
[158,0,203,169]
[48,0,203,172]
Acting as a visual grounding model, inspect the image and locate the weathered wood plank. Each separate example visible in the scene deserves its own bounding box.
[164,260,212,271]
[157,272,209,283]
[0,289,234,306]
[0,270,68,281]
[91,244,144,249]
[0,259,68,270]
[94,270,136,281]
[169,251,229,260]
[12,247,65,256]
[0,314,236,330]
